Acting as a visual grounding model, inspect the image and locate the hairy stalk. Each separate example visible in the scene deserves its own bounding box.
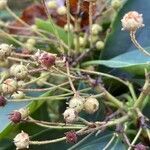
[130,31,150,57]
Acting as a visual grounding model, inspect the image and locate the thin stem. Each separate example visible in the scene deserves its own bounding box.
[89,2,93,48]
[127,81,137,101]
[134,71,150,108]
[78,117,92,126]
[127,128,142,150]
[130,31,150,57]
[66,62,77,94]
[7,57,38,65]
[72,68,128,86]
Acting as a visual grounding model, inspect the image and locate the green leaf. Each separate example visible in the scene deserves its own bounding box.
[36,19,73,47]
[77,133,126,150]
[101,0,150,59]
[83,49,150,75]
[0,91,51,138]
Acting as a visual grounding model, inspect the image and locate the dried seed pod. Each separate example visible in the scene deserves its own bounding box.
[63,108,78,123]
[84,96,99,114]
[14,131,29,150]
[2,78,18,94]
[69,95,85,113]
[121,11,144,31]
[0,43,13,60]
[10,64,28,79]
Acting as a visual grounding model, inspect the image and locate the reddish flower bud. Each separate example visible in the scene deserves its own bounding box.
[65,131,77,143]
[39,52,56,68]
[0,96,6,107]
[9,111,22,124]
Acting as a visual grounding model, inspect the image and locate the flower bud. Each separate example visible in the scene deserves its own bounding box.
[63,108,78,123]
[0,0,7,10]
[0,43,13,60]
[69,95,85,113]
[111,0,122,10]
[35,51,56,68]
[64,23,74,32]
[0,96,6,107]
[9,111,22,123]
[121,11,144,31]
[10,64,28,79]
[95,41,105,50]
[47,0,57,9]
[65,131,77,143]
[26,38,36,46]
[2,78,18,94]
[91,24,102,35]
[12,91,25,99]
[84,97,99,114]
[57,6,67,15]
[9,108,29,123]
[14,131,29,150]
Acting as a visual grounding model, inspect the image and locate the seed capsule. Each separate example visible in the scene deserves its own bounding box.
[84,97,99,114]
[63,108,78,123]
[2,78,18,94]
[14,131,29,150]
[121,11,144,31]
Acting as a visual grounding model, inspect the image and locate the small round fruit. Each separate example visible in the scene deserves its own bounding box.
[2,78,18,94]
[64,24,74,32]
[111,0,122,10]
[57,6,67,15]
[84,97,99,114]
[47,0,57,9]
[13,131,29,150]
[10,64,28,80]
[69,95,85,113]
[91,24,102,35]
[95,41,105,50]
[0,43,13,60]
[63,108,78,123]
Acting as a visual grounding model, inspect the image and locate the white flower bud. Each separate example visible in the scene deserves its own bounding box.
[111,0,122,10]
[10,64,28,80]
[0,0,7,10]
[84,97,99,114]
[64,23,74,32]
[69,95,85,113]
[91,24,102,35]
[0,43,13,60]
[57,6,67,15]
[63,108,78,123]
[12,91,25,99]
[95,41,105,50]
[26,38,36,46]
[2,78,18,94]
[121,11,144,31]
[14,131,29,150]
[47,0,57,9]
